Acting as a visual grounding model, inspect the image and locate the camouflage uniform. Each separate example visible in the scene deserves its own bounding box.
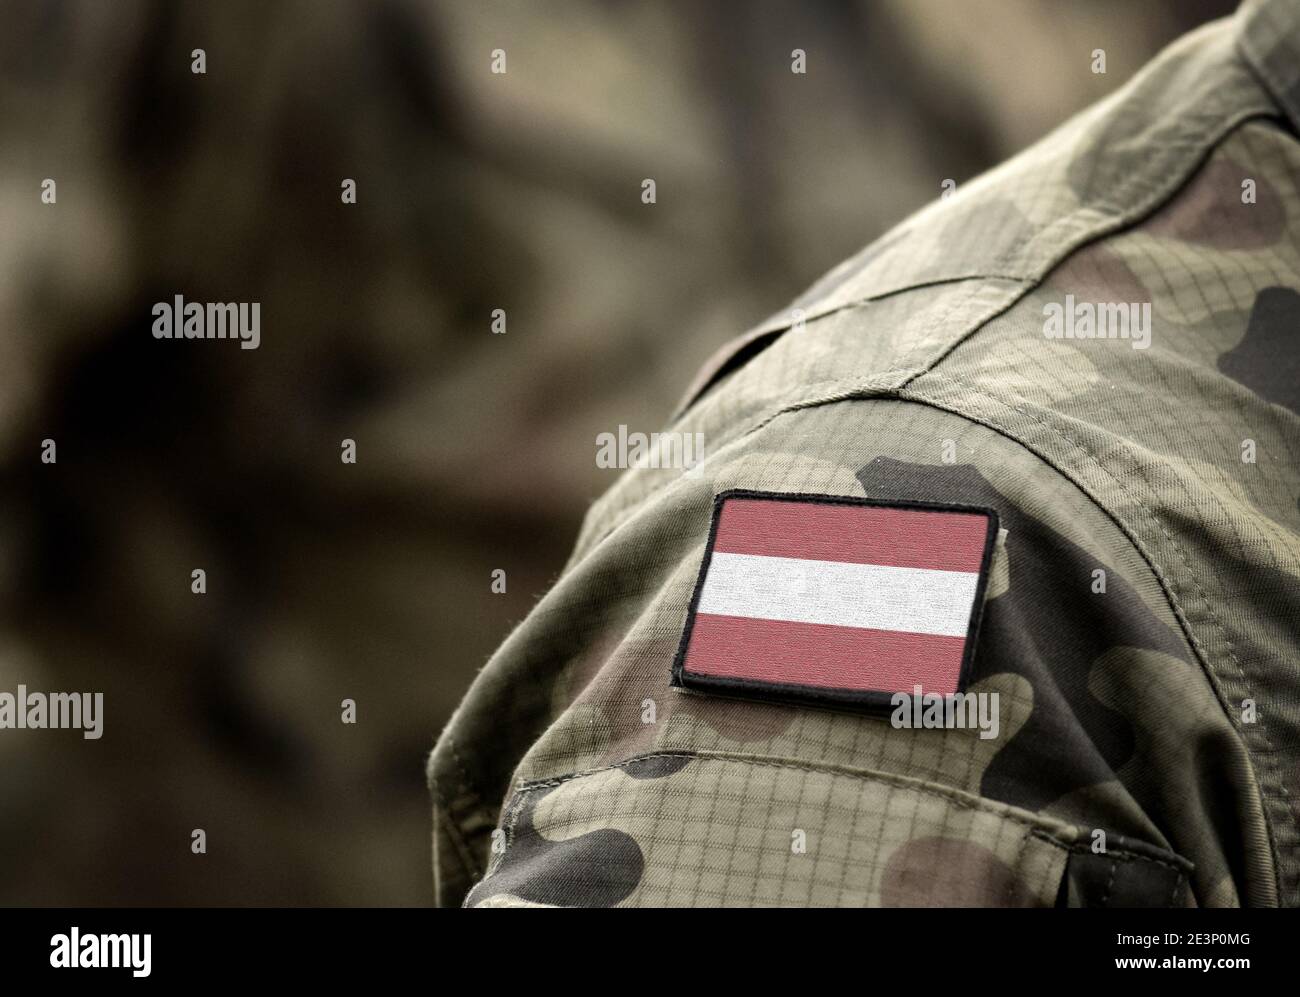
[429,0,1300,907]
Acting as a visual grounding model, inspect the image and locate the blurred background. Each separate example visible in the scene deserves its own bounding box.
[0,0,1235,905]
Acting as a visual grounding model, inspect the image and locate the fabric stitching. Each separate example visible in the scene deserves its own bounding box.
[895,109,1277,390]
[580,110,1277,561]
[509,748,1191,874]
[906,373,1288,903]
[915,372,1291,838]
[430,778,480,884]
[1101,857,1119,907]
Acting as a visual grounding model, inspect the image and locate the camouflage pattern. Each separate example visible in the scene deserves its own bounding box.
[430,0,1300,907]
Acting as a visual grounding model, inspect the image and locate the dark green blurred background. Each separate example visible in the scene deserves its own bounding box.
[0,0,1233,904]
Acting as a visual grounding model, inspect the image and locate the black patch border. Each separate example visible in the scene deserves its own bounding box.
[670,489,1000,715]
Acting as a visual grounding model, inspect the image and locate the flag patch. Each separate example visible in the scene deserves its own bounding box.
[671,490,999,712]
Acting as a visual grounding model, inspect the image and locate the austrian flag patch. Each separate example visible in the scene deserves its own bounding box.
[672,490,999,712]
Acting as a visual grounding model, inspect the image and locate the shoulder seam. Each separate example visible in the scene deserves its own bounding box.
[897,374,1285,906]
[898,109,1280,390]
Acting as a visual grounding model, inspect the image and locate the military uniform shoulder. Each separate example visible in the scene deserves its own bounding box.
[680,5,1284,418]
[770,8,1276,335]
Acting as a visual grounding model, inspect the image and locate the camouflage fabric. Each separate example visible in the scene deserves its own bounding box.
[429,0,1300,907]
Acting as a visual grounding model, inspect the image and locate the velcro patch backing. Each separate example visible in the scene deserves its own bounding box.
[671,490,999,713]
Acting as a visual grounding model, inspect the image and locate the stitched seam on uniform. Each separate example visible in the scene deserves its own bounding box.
[891,92,1274,377]
[487,787,529,879]
[585,114,1279,556]
[586,277,1019,554]
[894,107,1279,390]
[463,790,532,906]
[742,66,1271,349]
[1237,6,1295,119]
[1025,830,1189,876]
[1011,823,1033,906]
[1101,857,1119,907]
[892,262,1044,383]
[517,750,1055,828]
[429,777,479,885]
[918,379,1289,797]
[511,748,1161,859]
[890,276,993,391]
[916,374,1251,696]
[502,786,530,859]
[613,114,1280,550]
[581,366,918,558]
[673,274,1035,420]
[506,749,1192,876]
[1240,40,1287,102]
[908,373,1289,903]
[445,736,486,878]
[734,272,1031,346]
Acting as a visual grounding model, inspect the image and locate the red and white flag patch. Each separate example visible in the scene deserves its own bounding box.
[672,490,999,712]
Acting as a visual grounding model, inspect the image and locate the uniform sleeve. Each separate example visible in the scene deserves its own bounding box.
[429,393,1246,907]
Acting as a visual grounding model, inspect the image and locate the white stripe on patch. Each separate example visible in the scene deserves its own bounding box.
[696,552,979,637]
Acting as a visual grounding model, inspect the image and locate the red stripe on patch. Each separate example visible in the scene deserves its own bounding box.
[712,496,989,572]
[682,613,968,696]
